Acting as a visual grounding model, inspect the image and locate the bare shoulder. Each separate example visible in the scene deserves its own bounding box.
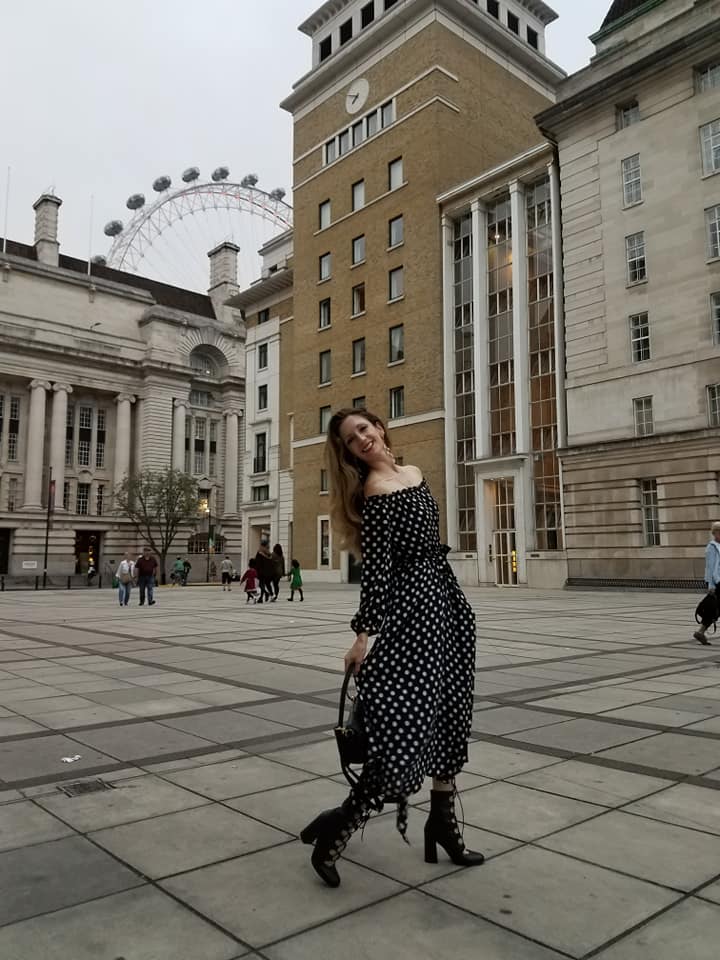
[364,464,423,498]
[403,464,424,486]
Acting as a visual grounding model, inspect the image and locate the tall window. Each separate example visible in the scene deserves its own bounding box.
[352,338,366,374]
[625,232,647,283]
[319,350,332,385]
[65,403,74,466]
[507,11,519,33]
[361,2,375,27]
[488,197,515,456]
[352,282,366,316]
[389,214,404,247]
[320,518,330,566]
[696,62,720,93]
[254,432,267,473]
[352,396,366,409]
[389,385,405,419]
[352,119,365,147]
[209,420,217,475]
[633,396,654,437]
[388,157,403,190]
[63,481,71,511]
[487,0,499,16]
[319,252,332,280]
[706,205,720,259]
[319,35,332,62]
[453,213,476,551]
[320,468,329,493]
[708,384,720,426]
[7,478,17,512]
[622,154,642,205]
[258,343,268,369]
[319,405,332,433]
[389,324,404,363]
[352,235,365,264]
[527,26,538,49]
[352,180,365,211]
[184,417,191,473]
[97,484,104,516]
[96,408,106,468]
[630,312,651,362]
[257,308,270,324]
[339,17,352,44]
[194,418,206,474]
[640,479,660,546]
[319,298,332,329]
[527,178,561,550]
[617,100,640,130]
[701,120,720,176]
[711,292,720,343]
[76,483,90,516]
[389,266,404,301]
[381,100,394,127]
[319,199,331,229]
[257,384,268,411]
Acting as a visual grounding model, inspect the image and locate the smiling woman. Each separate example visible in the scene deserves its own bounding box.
[299,407,483,889]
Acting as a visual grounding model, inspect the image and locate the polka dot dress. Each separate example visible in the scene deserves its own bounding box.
[350,480,476,828]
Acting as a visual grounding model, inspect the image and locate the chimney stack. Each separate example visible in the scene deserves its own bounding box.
[208,241,239,290]
[33,193,62,267]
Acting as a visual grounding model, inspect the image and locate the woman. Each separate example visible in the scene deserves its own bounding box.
[254,539,274,603]
[271,544,285,601]
[301,408,483,887]
[115,553,135,607]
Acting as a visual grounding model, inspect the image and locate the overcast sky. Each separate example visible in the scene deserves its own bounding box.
[2,0,610,288]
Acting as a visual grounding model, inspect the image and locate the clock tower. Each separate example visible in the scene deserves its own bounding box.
[281,0,564,580]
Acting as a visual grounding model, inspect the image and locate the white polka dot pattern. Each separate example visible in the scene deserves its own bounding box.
[350,480,476,805]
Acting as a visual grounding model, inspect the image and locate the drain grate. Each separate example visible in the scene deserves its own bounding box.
[59,779,115,798]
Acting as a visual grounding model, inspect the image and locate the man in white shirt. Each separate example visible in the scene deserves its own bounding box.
[115,553,135,607]
[694,522,720,645]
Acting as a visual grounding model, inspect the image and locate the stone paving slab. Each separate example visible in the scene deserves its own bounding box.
[0,799,74,851]
[68,719,216,760]
[623,782,720,835]
[508,759,668,806]
[597,732,720,775]
[160,754,318,800]
[593,897,720,959]
[0,733,116,783]
[506,717,659,753]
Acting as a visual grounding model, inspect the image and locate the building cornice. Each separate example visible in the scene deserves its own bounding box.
[561,427,720,459]
[282,0,565,114]
[227,269,294,311]
[437,141,553,205]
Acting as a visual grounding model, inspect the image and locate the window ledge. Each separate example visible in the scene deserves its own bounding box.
[317,277,332,285]
[387,295,405,305]
[702,170,720,180]
[319,490,329,496]
[318,381,333,389]
[389,179,408,193]
[387,241,404,252]
[623,199,643,210]
[318,324,332,332]
[388,358,405,367]
[351,371,366,379]
[351,260,366,269]
[707,256,720,265]
[350,310,366,320]
[626,279,648,289]
[250,471,270,480]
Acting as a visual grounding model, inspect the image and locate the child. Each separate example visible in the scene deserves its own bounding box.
[287,559,304,602]
[240,558,260,603]
[220,555,234,592]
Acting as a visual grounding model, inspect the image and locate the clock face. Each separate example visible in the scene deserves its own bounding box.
[345,78,369,115]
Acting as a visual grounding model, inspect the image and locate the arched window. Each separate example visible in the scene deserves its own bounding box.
[189,350,219,377]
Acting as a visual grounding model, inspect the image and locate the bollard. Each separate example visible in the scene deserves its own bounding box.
[98,574,103,589]
[0,575,4,591]
[67,575,71,590]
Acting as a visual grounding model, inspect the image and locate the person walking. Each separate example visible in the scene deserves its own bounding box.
[183,557,192,585]
[287,559,304,602]
[694,521,720,645]
[115,553,135,607]
[254,539,273,603]
[240,559,260,603]
[135,546,158,607]
[171,556,184,586]
[300,407,483,888]
[271,543,285,601]
[220,555,234,592]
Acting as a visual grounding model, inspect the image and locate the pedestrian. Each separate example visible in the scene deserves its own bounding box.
[171,556,184,586]
[693,521,720,645]
[240,558,260,603]
[301,407,483,888]
[135,546,158,607]
[271,543,285,601]
[115,552,135,607]
[254,539,273,603]
[183,557,192,585]
[220,555,234,592]
[86,562,97,586]
[287,559,304,602]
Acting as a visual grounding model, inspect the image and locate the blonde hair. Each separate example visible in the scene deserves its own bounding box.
[325,407,392,556]
[712,521,720,533]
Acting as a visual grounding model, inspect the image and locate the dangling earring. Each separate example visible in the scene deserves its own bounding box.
[384,444,395,462]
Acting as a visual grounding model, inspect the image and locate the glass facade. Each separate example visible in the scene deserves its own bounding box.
[488,197,515,457]
[452,214,476,551]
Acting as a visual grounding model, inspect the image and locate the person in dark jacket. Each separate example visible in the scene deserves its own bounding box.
[254,539,274,603]
[270,544,285,601]
[135,546,158,607]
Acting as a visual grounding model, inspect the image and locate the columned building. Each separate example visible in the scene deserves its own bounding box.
[0,195,246,579]
[281,0,564,580]
[538,0,720,584]
[439,142,567,587]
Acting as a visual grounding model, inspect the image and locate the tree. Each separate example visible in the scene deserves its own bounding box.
[115,468,199,584]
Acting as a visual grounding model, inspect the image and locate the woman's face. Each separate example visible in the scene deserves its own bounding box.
[338,414,386,465]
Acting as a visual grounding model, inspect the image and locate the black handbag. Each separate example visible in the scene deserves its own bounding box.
[695,592,719,631]
[334,666,368,776]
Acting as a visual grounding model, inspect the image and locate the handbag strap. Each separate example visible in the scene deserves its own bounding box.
[338,665,356,728]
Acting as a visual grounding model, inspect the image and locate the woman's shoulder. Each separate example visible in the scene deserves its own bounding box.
[363,464,423,499]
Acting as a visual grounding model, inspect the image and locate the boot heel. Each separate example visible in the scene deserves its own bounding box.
[424,830,438,864]
[300,814,324,845]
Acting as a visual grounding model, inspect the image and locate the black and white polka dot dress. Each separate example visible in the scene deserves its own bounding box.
[351,480,476,824]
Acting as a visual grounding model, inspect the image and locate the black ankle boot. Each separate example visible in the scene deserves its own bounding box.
[300,792,371,888]
[424,789,485,867]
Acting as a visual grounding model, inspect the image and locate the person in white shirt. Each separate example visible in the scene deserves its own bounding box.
[220,556,234,592]
[115,553,135,607]
[694,522,720,645]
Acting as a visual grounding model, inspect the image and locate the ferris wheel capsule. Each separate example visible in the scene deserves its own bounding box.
[211,166,230,182]
[240,174,259,188]
[152,176,172,193]
[92,255,107,266]
[269,188,286,201]
[126,193,146,210]
[104,220,124,237]
[182,167,200,183]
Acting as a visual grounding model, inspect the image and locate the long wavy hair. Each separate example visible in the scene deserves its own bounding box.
[325,407,393,556]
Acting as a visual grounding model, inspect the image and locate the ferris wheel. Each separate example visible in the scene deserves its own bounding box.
[98,166,293,292]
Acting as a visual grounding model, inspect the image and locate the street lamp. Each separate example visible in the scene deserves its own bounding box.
[204,502,214,583]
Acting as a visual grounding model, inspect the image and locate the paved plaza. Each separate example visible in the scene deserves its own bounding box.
[0,584,719,958]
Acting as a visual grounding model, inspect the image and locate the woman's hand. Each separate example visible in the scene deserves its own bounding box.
[344,634,368,675]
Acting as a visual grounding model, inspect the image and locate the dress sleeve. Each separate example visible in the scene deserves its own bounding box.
[350,496,394,637]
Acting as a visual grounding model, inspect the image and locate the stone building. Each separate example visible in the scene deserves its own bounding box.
[438,141,568,587]
[538,0,720,584]
[0,194,246,580]
[280,0,564,581]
